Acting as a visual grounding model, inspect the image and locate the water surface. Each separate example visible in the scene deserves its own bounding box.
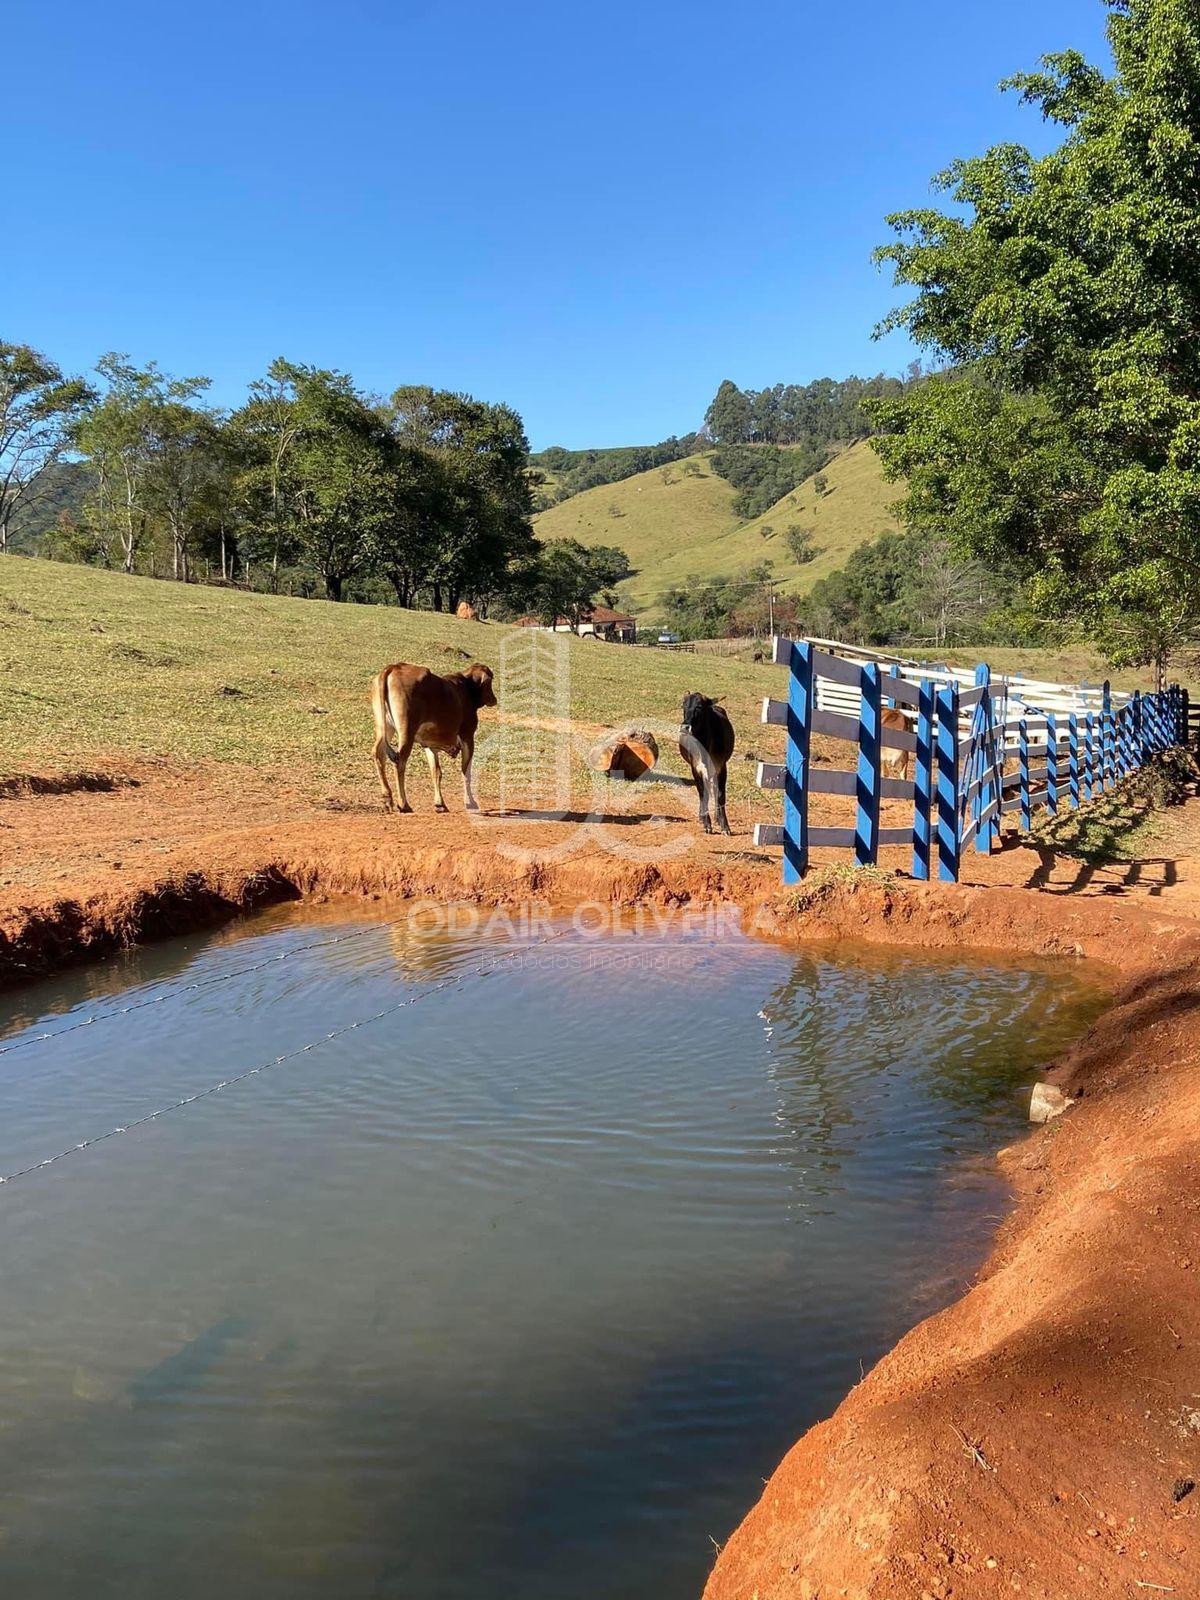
[0,908,1107,1599]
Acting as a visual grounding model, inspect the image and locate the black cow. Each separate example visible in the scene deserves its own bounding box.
[679,691,735,835]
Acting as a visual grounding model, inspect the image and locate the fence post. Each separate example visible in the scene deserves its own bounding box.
[1046,712,1058,814]
[1132,691,1144,765]
[1084,712,1096,800]
[1068,711,1080,808]
[991,680,1006,847]
[782,640,813,885]
[936,680,960,882]
[855,663,883,867]
[912,678,935,882]
[1101,681,1113,790]
[974,664,992,854]
[1182,685,1191,749]
[1018,717,1031,831]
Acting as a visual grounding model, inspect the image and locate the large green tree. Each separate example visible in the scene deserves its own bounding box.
[869,0,1200,682]
[387,385,537,611]
[533,539,632,629]
[74,355,214,575]
[0,342,93,555]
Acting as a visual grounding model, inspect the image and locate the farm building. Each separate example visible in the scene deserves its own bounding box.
[516,605,637,642]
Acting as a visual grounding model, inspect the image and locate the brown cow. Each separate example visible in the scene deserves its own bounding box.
[371,661,497,814]
[881,706,910,780]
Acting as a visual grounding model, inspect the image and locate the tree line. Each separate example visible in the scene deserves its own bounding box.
[653,530,1043,649]
[0,341,633,621]
[530,438,697,506]
[702,372,914,449]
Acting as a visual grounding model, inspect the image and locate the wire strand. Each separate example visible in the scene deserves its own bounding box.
[0,929,567,1189]
[0,923,397,1058]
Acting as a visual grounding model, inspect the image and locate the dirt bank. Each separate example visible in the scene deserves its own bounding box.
[4,758,1200,985]
[3,761,1200,1598]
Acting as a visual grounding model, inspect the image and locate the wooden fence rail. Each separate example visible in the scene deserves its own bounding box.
[754,639,1187,884]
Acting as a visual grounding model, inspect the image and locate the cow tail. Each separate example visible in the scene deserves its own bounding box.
[371,670,398,763]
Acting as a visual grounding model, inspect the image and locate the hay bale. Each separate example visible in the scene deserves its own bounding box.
[587,728,659,781]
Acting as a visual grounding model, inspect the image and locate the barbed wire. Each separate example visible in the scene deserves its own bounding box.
[0,928,569,1190]
[0,922,399,1059]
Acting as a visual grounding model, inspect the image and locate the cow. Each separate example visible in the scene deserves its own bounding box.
[881,706,911,780]
[371,661,497,814]
[679,691,735,835]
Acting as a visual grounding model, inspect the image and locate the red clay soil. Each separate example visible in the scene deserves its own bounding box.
[3,760,1200,1598]
[3,756,1200,982]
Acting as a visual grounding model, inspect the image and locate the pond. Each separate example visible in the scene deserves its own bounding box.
[0,906,1108,1599]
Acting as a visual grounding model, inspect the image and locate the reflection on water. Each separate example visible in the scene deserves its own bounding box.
[0,908,1108,1600]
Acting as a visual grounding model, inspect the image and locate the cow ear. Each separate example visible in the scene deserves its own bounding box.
[711,697,724,706]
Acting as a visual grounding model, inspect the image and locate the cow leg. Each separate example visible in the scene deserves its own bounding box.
[460,735,479,812]
[717,763,732,835]
[382,680,416,814]
[424,746,448,812]
[373,734,395,812]
[392,735,415,813]
[692,764,713,834]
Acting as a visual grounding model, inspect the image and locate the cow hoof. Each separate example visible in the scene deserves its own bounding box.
[465,800,480,812]
[397,804,413,815]
[434,803,449,814]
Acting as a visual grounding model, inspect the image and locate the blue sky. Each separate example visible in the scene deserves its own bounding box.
[9,0,1110,449]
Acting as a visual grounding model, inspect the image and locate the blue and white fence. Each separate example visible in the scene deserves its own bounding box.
[754,638,1187,884]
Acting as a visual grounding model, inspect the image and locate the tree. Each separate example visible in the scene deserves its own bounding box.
[287,369,393,601]
[73,356,218,578]
[870,0,1200,680]
[0,342,93,555]
[903,537,993,648]
[704,380,755,444]
[533,539,632,629]
[141,395,226,581]
[710,444,827,518]
[227,358,307,587]
[366,445,453,608]
[784,524,820,564]
[655,564,775,640]
[388,386,537,611]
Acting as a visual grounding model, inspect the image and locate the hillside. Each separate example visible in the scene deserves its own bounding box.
[533,440,902,617]
[9,460,93,550]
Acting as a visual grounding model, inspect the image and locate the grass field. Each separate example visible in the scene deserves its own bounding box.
[938,645,1197,698]
[0,557,790,806]
[3,557,1178,838]
[532,441,900,618]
